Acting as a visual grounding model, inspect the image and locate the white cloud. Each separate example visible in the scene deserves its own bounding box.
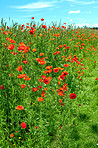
[69,10,80,14]
[66,0,96,5]
[70,19,72,21]
[11,1,56,9]
[76,0,95,5]
[93,23,98,27]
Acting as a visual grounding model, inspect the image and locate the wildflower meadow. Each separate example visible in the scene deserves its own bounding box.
[0,17,98,148]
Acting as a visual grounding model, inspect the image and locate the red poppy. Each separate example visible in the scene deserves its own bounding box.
[69,93,77,99]
[59,99,62,103]
[8,44,15,50]
[41,91,45,97]
[61,103,64,106]
[17,66,23,72]
[41,75,46,79]
[16,105,24,110]
[17,74,26,78]
[0,85,5,89]
[46,66,52,69]
[31,17,34,19]
[53,68,59,73]
[62,71,68,77]
[38,85,42,89]
[59,45,63,48]
[22,60,28,64]
[64,64,70,67]
[18,44,26,52]
[24,76,31,81]
[31,27,36,31]
[10,134,14,137]
[39,61,46,65]
[43,78,50,84]
[39,78,43,82]
[34,126,39,129]
[21,122,26,129]
[95,78,98,80]
[40,53,44,56]
[29,30,34,35]
[21,84,26,88]
[37,97,44,102]
[9,39,16,43]
[59,126,62,129]
[41,18,44,21]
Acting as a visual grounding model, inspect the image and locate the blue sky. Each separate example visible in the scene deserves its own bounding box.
[0,0,98,28]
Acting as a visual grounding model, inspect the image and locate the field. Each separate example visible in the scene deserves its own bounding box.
[0,18,98,148]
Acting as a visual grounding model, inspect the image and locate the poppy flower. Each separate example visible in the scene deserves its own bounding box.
[59,126,62,129]
[21,122,26,129]
[17,66,23,72]
[29,30,34,35]
[58,75,65,80]
[53,68,59,73]
[42,25,47,29]
[34,126,39,129]
[64,64,70,67]
[40,53,44,56]
[41,91,45,97]
[62,71,68,77]
[37,97,44,102]
[0,85,5,89]
[24,76,31,81]
[21,84,26,88]
[17,74,26,78]
[38,85,42,89]
[9,74,13,77]
[22,60,28,64]
[39,78,43,82]
[59,99,62,103]
[31,17,34,19]
[39,61,46,65]
[43,78,50,84]
[10,134,14,137]
[69,93,77,99]
[46,66,53,69]
[61,103,64,106]
[59,45,63,48]
[41,18,44,21]
[95,78,98,80]
[8,44,15,50]
[16,105,24,110]
[41,75,46,79]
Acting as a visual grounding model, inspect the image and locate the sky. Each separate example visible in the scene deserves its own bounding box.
[0,0,98,28]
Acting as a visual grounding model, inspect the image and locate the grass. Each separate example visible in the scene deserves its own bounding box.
[0,18,98,148]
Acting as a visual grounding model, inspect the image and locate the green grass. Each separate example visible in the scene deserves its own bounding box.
[0,18,98,148]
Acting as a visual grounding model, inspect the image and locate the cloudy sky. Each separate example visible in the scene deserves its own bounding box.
[0,0,98,28]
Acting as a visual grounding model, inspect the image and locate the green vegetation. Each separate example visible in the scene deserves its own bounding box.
[0,18,98,148]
